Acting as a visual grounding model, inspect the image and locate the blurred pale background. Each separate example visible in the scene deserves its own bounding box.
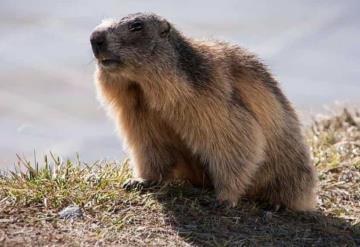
[1,0,359,169]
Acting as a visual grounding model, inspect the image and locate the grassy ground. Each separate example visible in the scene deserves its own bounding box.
[1,109,359,246]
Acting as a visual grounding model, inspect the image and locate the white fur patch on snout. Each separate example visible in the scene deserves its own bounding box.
[94,18,117,31]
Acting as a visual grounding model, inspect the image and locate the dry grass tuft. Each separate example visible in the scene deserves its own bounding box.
[1,109,359,246]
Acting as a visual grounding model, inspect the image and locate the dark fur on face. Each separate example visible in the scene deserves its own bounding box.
[92,13,214,89]
[91,13,173,71]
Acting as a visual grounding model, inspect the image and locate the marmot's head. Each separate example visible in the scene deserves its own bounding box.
[90,13,174,76]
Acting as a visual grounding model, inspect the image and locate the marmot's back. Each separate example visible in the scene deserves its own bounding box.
[193,43,316,210]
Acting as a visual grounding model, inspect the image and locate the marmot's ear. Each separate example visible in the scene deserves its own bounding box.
[159,19,171,38]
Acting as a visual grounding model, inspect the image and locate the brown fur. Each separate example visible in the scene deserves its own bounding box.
[91,13,317,210]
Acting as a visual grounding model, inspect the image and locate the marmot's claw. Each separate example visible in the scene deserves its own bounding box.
[122,179,157,191]
[213,200,236,209]
[262,203,284,212]
[213,201,227,209]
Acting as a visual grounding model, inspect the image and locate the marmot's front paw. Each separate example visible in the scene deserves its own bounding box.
[216,190,240,208]
[122,178,157,191]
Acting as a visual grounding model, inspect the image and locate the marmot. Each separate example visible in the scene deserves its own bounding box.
[90,13,317,211]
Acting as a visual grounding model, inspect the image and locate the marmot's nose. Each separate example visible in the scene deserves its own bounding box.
[90,31,107,56]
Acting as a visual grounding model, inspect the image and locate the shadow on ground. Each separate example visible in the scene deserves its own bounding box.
[152,185,359,246]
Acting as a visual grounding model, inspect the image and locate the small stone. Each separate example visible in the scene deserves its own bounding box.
[58,205,83,219]
[263,211,273,222]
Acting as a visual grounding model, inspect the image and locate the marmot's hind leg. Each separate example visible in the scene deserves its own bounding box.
[253,162,317,211]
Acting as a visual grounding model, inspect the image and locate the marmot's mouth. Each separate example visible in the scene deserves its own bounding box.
[99,59,122,68]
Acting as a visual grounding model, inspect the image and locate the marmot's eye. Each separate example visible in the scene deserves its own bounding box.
[129,21,143,32]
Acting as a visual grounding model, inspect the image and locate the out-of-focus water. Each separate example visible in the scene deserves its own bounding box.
[1,0,359,169]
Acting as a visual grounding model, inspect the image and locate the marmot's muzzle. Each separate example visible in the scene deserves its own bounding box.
[90,30,107,57]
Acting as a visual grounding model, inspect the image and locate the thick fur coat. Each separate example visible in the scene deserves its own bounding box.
[91,13,317,210]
